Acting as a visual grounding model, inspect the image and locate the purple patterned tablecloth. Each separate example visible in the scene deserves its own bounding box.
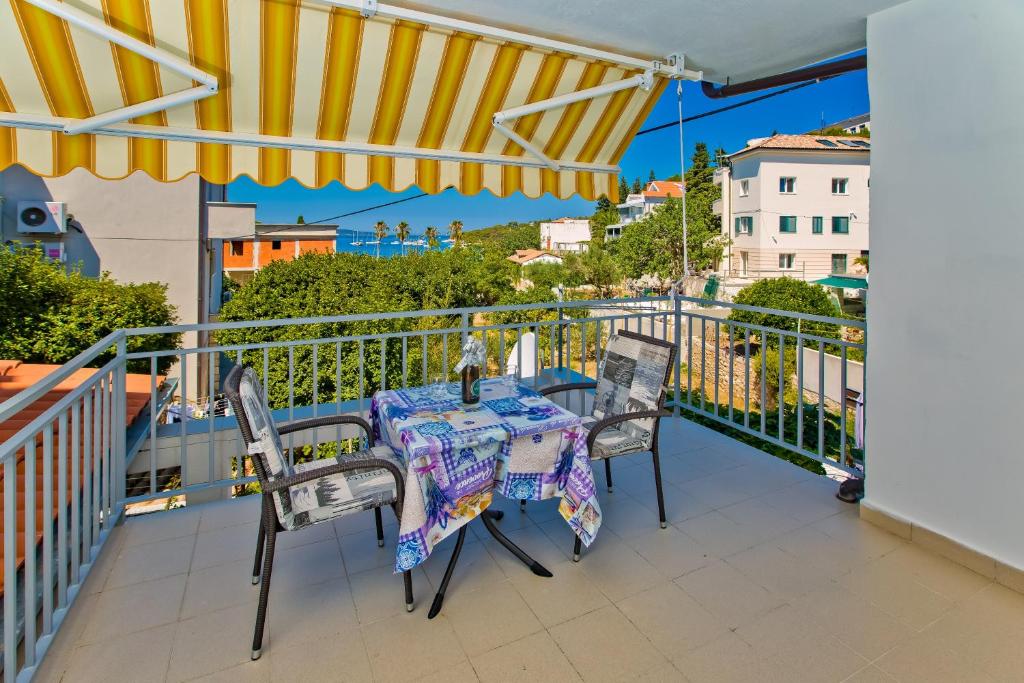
[371,378,601,573]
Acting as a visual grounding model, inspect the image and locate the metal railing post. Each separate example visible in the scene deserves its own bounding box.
[115,334,127,518]
[673,294,682,413]
[461,311,469,344]
[556,305,564,371]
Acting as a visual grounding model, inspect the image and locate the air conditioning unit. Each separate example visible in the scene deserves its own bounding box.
[17,201,67,234]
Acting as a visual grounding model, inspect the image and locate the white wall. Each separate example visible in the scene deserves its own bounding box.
[865,0,1024,570]
[540,219,590,252]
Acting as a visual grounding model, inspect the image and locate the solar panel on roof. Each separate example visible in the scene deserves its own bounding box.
[838,140,861,147]
[852,140,871,148]
[816,139,838,147]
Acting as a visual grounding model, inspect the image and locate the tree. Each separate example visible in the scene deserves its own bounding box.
[0,244,180,372]
[296,215,305,224]
[373,220,389,258]
[589,199,619,246]
[524,262,576,292]
[424,225,440,249]
[682,141,727,273]
[448,219,464,245]
[613,201,678,280]
[648,169,656,182]
[594,195,612,212]
[395,221,410,255]
[617,176,631,201]
[631,177,643,194]
[727,277,840,340]
[579,245,619,296]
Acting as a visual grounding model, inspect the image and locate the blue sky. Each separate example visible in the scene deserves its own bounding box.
[228,66,868,234]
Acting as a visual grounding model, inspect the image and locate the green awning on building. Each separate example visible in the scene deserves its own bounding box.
[813,276,869,289]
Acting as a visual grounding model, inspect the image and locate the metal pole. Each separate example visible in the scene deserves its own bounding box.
[677,81,689,279]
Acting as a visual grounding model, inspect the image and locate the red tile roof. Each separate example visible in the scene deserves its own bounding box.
[507,249,562,265]
[0,361,160,593]
[643,180,684,198]
[730,134,871,157]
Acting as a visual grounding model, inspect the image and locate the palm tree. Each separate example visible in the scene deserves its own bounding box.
[448,219,463,246]
[424,226,439,250]
[395,221,410,256]
[373,220,389,258]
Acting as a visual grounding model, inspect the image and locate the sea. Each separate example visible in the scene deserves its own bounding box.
[334,230,453,258]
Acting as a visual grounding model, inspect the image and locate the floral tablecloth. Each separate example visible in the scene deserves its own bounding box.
[371,378,601,573]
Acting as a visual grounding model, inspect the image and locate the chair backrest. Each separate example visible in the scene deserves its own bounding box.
[592,330,676,450]
[223,365,295,526]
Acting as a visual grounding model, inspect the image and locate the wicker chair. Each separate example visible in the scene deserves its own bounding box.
[537,329,676,561]
[223,365,413,660]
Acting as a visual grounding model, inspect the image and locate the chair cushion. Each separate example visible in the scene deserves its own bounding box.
[283,445,403,530]
[581,416,649,459]
[237,367,289,478]
[591,333,672,452]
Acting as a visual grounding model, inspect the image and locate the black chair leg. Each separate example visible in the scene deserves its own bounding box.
[604,458,613,493]
[251,516,266,585]
[651,445,667,529]
[572,535,583,562]
[252,503,276,660]
[403,570,414,612]
[428,527,467,619]
[374,507,385,547]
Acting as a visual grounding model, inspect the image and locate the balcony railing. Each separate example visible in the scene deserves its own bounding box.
[0,294,864,682]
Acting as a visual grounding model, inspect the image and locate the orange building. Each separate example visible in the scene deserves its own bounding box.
[222,224,338,283]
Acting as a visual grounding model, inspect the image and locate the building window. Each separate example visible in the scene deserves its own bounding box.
[779,177,796,193]
[739,179,749,197]
[779,253,795,270]
[812,216,823,234]
[831,216,850,234]
[832,254,848,274]
[740,251,749,275]
[832,177,849,194]
[779,216,797,233]
[734,216,753,235]
[229,240,244,256]
[271,240,282,250]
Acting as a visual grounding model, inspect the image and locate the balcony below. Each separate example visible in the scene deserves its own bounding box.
[35,417,1023,683]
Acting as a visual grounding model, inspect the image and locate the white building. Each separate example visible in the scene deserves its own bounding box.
[506,249,563,267]
[539,217,590,253]
[605,179,683,239]
[715,134,870,281]
[831,113,871,135]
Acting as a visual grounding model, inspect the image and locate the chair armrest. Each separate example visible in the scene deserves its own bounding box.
[585,409,672,454]
[263,452,406,517]
[538,381,597,397]
[277,414,373,442]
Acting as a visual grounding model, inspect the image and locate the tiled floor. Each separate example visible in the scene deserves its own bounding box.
[36,418,1024,682]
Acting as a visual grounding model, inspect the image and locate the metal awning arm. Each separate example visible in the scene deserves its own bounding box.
[22,0,219,136]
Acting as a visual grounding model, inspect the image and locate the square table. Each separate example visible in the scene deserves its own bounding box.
[371,377,602,616]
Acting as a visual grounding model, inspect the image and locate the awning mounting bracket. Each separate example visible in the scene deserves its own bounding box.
[22,0,219,136]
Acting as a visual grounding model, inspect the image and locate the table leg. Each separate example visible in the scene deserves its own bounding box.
[426,508,552,619]
[480,510,553,578]
[428,526,468,619]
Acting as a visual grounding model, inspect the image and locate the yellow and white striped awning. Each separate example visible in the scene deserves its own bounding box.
[0,0,686,200]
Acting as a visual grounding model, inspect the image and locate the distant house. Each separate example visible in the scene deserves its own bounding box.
[831,113,870,135]
[222,223,338,284]
[539,218,590,253]
[507,249,563,267]
[605,179,684,240]
[714,134,869,281]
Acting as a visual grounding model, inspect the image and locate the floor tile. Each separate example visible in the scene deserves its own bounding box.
[361,612,467,682]
[182,558,260,619]
[122,508,201,548]
[349,565,427,624]
[444,580,543,656]
[840,556,955,631]
[191,521,260,571]
[78,573,187,645]
[672,631,775,683]
[269,538,346,594]
[198,496,261,532]
[472,629,581,680]
[550,605,668,682]
[270,628,372,682]
[674,559,784,629]
[726,543,833,600]
[268,577,358,648]
[874,631,996,683]
[617,582,728,657]
[626,526,715,579]
[578,537,664,602]
[509,560,611,628]
[104,534,194,590]
[166,603,265,682]
[790,583,914,660]
[62,623,176,683]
